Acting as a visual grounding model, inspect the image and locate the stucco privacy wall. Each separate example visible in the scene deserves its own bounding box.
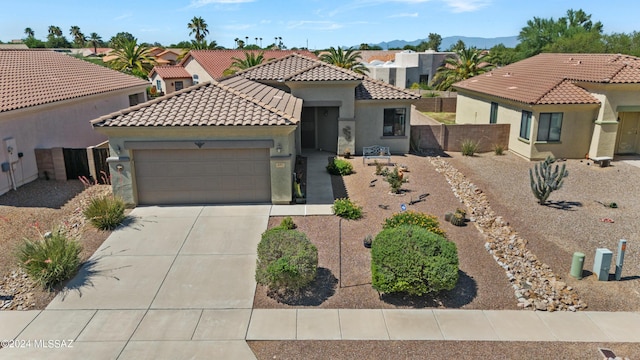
[411,124,510,152]
[96,126,296,205]
[0,87,147,195]
[355,101,412,154]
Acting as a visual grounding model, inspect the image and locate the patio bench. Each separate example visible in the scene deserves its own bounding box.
[362,145,391,165]
[590,156,613,167]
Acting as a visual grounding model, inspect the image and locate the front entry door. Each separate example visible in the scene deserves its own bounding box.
[301,108,315,149]
[617,113,640,154]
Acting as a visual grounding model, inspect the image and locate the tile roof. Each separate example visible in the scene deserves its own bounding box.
[454,53,640,105]
[1,49,149,113]
[150,66,192,79]
[230,53,419,100]
[182,49,317,79]
[356,78,420,100]
[92,81,302,128]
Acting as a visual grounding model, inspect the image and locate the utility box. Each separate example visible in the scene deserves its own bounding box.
[593,248,613,281]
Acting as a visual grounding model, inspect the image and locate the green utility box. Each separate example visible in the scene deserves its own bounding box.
[570,252,585,279]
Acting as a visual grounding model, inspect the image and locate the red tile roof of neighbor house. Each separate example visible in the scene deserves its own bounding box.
[454,53,640,105]
[0,49,149,113]
[181,49,317,79]
[150,66,192,79]
[92,80,302,127]
[233,53,420,100]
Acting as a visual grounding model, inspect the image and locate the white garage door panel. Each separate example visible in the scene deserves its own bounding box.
[135,148,271,205]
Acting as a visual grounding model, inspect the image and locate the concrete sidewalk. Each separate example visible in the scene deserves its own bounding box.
[246,308,640,342]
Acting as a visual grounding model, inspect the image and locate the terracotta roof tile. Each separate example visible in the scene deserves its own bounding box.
[150,66,192,79]
[182,50,317,79]
[454,53,640,105]
[92,81,301,128]
[1,49,149,113]
[356,78,420,100]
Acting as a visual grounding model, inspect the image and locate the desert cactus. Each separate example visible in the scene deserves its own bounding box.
[529,156,568,205]
[450,212,465,226]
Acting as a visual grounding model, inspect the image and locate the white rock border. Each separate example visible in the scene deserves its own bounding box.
[429,157,586,311]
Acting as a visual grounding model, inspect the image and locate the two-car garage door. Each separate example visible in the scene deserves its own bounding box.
[134,148,271,205]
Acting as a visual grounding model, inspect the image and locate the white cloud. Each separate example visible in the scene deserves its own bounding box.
[189,0,254,8]
[287,20,344,31]
[389,12,419,18]
[114,12,133,21]
[442,0,490,13]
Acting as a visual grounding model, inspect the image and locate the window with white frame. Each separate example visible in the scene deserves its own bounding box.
[537,112,563,142]
[520,110,532,140]
[192,74,199,84]
[383,108,406,136]
[156,80,162,92]
[490,102,498,124]
[175,81,184,91]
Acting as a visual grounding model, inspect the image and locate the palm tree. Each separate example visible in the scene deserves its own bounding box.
[223,51,271,75]
[88,33,102,54]
[69,26,86,48]
[431,47,494,91]
[107,38,156,79]
[48,25,62,37]
[319,46,368,74]
[187,16,209,42]
[234,37,239,48]
[24,27,34,38]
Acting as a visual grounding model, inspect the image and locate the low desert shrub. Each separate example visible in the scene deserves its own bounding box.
[374,161,384,175]
[83,196,126,230]
[384,166,407,194]
[326,158,353,176]
[332,198,363,220]
[17,230,82,289]
[460,139,479,156]
[371,225,459,296]
[382,211,446,237]
[279,216,296,230]
[255,228,318,294]
[493,144,505,155]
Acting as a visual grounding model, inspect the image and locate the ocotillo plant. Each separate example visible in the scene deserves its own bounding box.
[529,156,568,205]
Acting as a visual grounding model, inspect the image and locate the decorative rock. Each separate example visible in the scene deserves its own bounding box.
[429,157,586,311]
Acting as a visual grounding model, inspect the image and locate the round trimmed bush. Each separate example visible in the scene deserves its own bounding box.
[371,225,459,296]
[256,229,318,294]
[83,196,125,230]
[382,211,446,237]
[326,158,353,176]
[332,198,363,220]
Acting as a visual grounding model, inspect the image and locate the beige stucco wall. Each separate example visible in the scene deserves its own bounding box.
[183,58,215,83]
[0,85,148,195]
[354,100,412,154]
[149,73,192,94]
[93,126,297,206]
[456,91,599,160]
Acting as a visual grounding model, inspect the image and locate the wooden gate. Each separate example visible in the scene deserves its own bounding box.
[63,148,90,180]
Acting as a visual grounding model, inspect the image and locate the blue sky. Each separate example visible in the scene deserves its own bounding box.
[1,0,638,49]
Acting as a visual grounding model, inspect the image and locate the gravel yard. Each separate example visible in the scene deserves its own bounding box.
[254,151,640,311]
[0,180,111,310]
[254,153,516,310]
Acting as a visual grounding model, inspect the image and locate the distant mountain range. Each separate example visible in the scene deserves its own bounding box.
[361,35,519,50]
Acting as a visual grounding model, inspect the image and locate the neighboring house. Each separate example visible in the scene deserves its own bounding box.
[0,44,29,49]
[365,50,455,89]
[149,66,193,94]
[454,53,640,160]
[92,54,418,206]
[0,49,149,195]
[154,49,180,65]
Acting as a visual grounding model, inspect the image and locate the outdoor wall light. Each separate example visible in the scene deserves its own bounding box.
[115,145,122,155]
[276,144,282,153]
[116,164,124,172]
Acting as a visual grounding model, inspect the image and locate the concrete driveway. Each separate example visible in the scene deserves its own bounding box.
[3,205,269,360]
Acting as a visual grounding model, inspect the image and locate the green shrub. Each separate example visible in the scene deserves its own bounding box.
[371,225,459,296]
[374,161,384,175]
[280,216,296,230]
[326,158,353,176]
[332,198,363,220]
[83,196,126,230]
[255,229,318,294]
[493,143,505,155]
[17,230,82,289]
[384,166,407,194]
[382,211,446,237]
[461,139,479,156]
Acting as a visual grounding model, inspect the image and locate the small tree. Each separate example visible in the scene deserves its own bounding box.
[384,166,407,194]
[529,156,568,205]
